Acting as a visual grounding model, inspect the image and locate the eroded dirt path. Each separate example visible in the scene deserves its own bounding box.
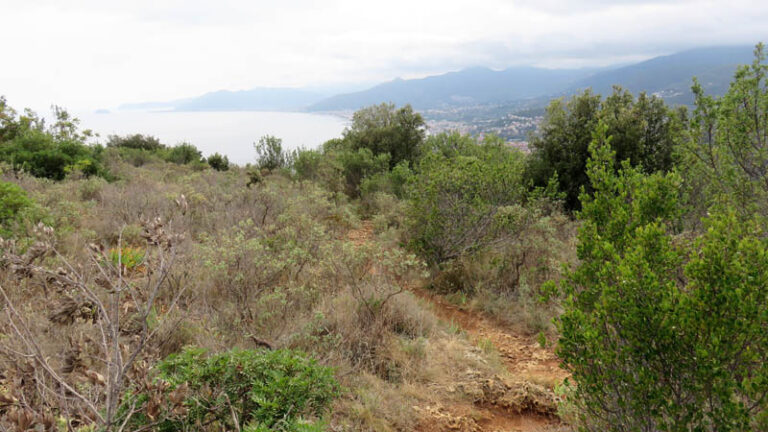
[347,222,569,432]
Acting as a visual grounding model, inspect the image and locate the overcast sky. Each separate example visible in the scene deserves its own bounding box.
[2,0,767,111]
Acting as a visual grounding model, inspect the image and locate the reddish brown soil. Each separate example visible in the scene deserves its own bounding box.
[347,221,569,432]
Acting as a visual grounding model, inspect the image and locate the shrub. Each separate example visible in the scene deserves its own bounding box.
[255,135,289,172]
[108,247,145,272]
[406,134,527,264]
[556,124,768,431]
[165,142,203,165]
[683,43,768,219]
[0,103,106,180]
[206,152,230,171]
[525,87,681,211]
[106,134,165,151]
[342,103,426,169]
[119,348,339,431]
[0,129,105,180]
[0,180,33,237]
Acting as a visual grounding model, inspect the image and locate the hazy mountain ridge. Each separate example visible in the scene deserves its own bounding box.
[568,45,757,104]
[306,66,600,111]
[119,88,325,112]
[308,45,758,112]
[119,46,759,114]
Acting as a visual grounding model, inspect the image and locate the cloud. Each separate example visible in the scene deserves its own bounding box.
[1,0,766,110]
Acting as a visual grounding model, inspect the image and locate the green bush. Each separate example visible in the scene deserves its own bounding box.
[525,87,681,211]
[406,133,527,265]
[207,152,230,171]
[106,134,165,151]
[0,102,106,180]
[556,124,768,431]
[0,129,105,180]
[119,348,339,432]
[255,135,289,172]
[342,103,426,169]
[0,180,33,237]
[165,142,203,165]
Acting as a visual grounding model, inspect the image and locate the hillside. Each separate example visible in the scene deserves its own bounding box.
[569,45,757,104]
[307,66,597,111]
[309,45,758,113]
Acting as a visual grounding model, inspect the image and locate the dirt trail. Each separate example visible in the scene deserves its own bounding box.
[347,222,569,432]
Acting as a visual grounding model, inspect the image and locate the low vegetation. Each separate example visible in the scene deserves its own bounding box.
[0,44,766,432]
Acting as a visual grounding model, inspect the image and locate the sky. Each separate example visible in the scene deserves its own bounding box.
[1,0,767,111]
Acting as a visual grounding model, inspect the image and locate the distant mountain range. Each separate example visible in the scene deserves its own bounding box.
[308,45,758,111]
[566,45,757,105]
[119,45,760,114]
[119,88,325,112]
[306,67,600,111]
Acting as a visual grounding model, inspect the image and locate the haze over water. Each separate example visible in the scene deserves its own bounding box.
[77,111,349,165]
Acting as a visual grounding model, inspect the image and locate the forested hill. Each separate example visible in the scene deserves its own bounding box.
[308,45,758,112]
[568,45,757,104]
[306,66,597,111]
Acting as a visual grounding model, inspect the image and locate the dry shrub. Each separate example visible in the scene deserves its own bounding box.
[0,217,186,431]
[430,209,576,334]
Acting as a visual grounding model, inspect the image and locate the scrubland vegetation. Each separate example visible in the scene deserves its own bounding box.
[1,45,767,431]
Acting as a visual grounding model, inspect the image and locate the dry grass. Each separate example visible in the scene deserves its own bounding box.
[0,161,572,431]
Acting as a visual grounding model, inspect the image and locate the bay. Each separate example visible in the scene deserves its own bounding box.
[76,111,349,165]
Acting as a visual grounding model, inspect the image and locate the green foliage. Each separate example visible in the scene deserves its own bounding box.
[0,181,34,237]
[343,103,426,169]
[206,152,230,171]
[337,147,390,198]
[526,87,682,211]
[166,142,203,165]
[556,123,768,431]
[683,43,768,218]
[255,134,289,172]
[106,134,164,151]
[119,348,339,432]
[0,101,105,180]
[407,133,527,264]
[108,247,145,271]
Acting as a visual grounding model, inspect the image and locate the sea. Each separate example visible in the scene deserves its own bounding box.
[76,110,349,166]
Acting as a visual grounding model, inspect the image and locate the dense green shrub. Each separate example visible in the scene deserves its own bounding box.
[166,142,203,165]
[0,101,106,180]
[526,87,682,211]
[106,133,164,151]
[682,43,768,220]
[342,103,426,169]
[556,124,768,431]
[406,133,527,265]
[0,128,105,180]
[206,152,230,171]
[0,180,33,237]
[255,134,290,172]
[119,348,339,432]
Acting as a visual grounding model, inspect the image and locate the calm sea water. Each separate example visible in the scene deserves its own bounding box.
[76,111,349,165]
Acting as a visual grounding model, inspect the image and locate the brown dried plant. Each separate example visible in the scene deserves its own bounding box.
[0,216,185,431]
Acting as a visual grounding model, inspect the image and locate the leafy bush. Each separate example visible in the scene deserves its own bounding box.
[0,102,106,180]
[165,142,203,165]
[108,247,145,272]
[342,103,426,169]
[0,180,33,237]
[206,152,230,171]
[525,87,681,211]
[556,124,768,431]
[107,134,164,151]
[683,43,768,219]
[255,135,289,172]
[119,348,339,431]
[406,133,527,265]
